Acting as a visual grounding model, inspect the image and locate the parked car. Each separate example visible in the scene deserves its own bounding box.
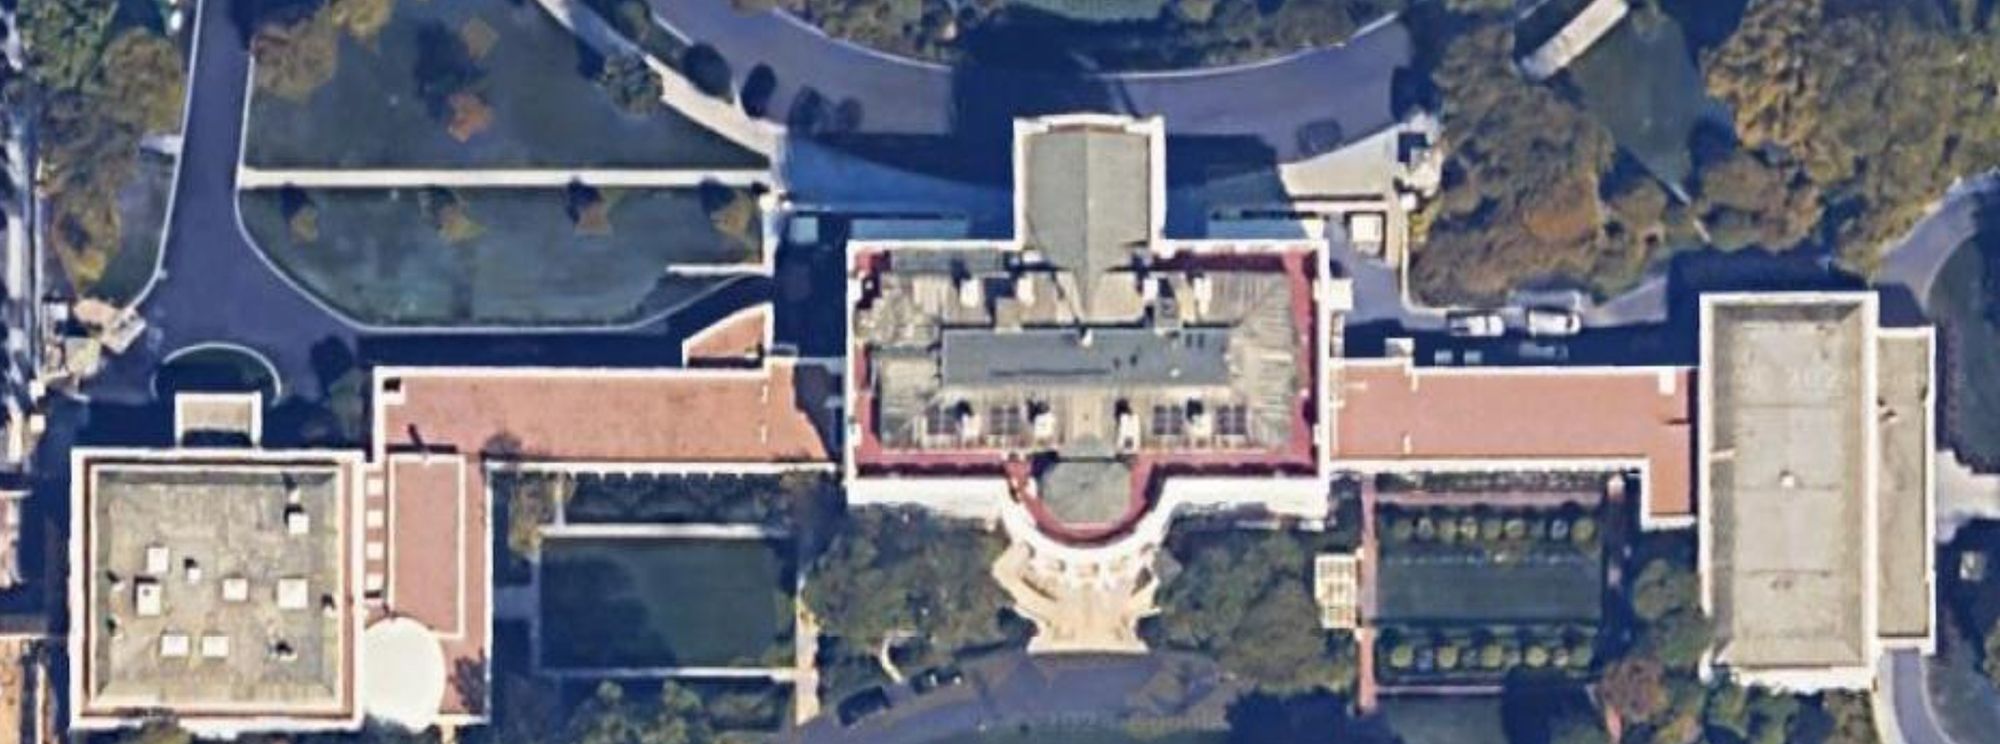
[1447,311,1506,338]
[836,687,892,727]
[911,666,965,694]
[1517,341,1570,362]
[1525,307,1582,337]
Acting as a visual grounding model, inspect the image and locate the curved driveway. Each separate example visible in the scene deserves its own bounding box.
[1876,173,2000,314]
[86,0,357,405]
[1886,651,1958,744]
[650,0,1411,163]
[85,0,779,407]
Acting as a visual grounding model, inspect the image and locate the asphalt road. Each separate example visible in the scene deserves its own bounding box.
[1888,651,1958,744]
[86,0,358,405]
[788,651,1238,744]
[650,0,1411,163]
[85,0,762,407]
[1876,173,2000,316]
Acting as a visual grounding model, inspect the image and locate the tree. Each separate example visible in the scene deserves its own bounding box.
[1647,610,1712,671]
[804,509,1012,664]
[1156,531,1357,693]
[20,0,116,91]
[504,471,571,561]
[1409,25,1620,303]
[1813,691,1879,744]
[94,32,185,133]
[1981,616,2000,687]
[1693,148,1820,251]
[1704,0,2000,263]
[1631,559,1697,622]
[29,18,185,299]
[1599,656,1669,724]
[252,10,342,101]
[599,55,663,116]
[702,185,761,260]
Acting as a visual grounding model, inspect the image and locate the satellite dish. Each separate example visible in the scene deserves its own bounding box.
[361,617,446,731]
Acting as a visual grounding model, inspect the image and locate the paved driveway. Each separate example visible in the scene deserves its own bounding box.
[86,0,358,405]
[86,0,757,406]
[651,0,1411,163]
[789,651,1240,744]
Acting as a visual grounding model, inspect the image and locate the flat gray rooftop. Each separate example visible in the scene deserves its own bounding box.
[84,461,350,714]
[940,327,1231,389]
[1023,126,1151,318]
[1876,332,1933,641]
[1705,299,1870,671]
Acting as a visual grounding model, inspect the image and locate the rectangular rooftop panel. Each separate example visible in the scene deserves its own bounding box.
[939,327,1231,389]
[1702,296,1871,673]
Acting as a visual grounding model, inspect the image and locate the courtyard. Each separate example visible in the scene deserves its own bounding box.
[537,537,795,670]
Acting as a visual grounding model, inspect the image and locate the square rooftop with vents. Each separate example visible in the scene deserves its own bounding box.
[74,457,356,723]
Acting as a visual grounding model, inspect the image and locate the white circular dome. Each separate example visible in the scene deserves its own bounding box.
[361,617,446,731]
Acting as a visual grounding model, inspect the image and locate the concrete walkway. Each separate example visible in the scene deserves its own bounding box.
[1939,449,2000,543]
[237,167,770,189]
[531,0,779,157]
[1520,0,1632,80]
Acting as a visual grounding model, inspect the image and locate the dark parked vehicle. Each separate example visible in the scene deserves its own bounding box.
[836,686,892,727]
[910,666,965,694]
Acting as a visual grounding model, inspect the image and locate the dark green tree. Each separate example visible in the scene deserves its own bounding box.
[598,54,663,116]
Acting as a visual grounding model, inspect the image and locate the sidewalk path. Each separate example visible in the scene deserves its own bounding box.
[238,167,769,189]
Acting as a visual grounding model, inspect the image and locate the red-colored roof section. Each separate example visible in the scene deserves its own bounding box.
[373,362,834,720]
[682,305,770,364]
[381,456,485,718]
[381,363,833,463]
[1334,361,1695,520]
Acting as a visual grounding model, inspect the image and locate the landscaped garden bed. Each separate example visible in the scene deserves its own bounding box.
[244,0,762,168]
[560,471,836,528]
[1372,500,1607,685]
[1374,470,1616,496]
[1374,624,1597,684]
[238,185,759,326]
[1374,503,1605,625]
[538,537,795,669]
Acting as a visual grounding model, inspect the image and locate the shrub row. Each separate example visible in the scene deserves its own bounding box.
[1377,625,1596,679]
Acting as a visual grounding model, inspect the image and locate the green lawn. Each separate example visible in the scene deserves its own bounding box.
[539,538,794,669]
[239,187,755,326]
[1932,236,2000,467]
[244,0,762,169]
[1375,547,1603,625]
[99,151,175,305]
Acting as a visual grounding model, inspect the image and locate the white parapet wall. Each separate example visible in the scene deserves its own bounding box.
[1519,0,1631,80]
